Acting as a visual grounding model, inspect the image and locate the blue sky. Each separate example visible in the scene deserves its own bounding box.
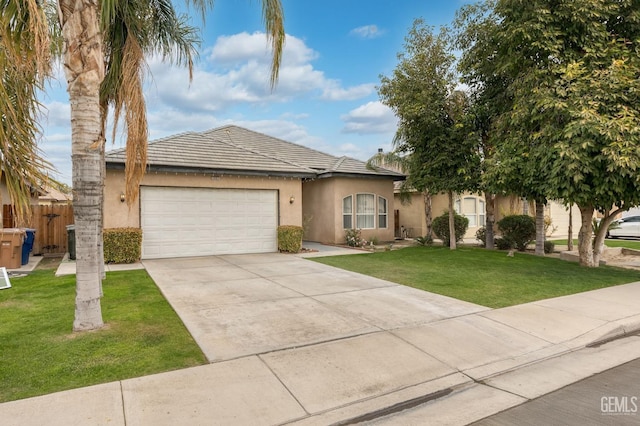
[38,0,474,184]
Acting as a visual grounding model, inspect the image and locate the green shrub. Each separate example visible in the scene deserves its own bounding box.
[494,237,513,250]
[415,235,433,246]
[104,228,142,263]
[345,228,367,247]
[432,211,469,247]
[497,215,536,251]
[475,226,486,247]
[278,225,304,253]
[544,241,555,254]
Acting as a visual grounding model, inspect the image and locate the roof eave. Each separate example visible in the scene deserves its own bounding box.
[315,171,406,181]
[106,161,314,179]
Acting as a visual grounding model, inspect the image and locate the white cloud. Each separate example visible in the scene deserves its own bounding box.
[321,82,375,101]
[210,32,318,67]
[341,101,397,134]
[145,32,373,114]
[349,25,385,39]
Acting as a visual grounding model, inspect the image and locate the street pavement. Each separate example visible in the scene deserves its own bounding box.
[1,247,640,425]
[472,355,640,426]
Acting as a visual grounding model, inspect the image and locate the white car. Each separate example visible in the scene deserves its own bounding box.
[607,216,640,238]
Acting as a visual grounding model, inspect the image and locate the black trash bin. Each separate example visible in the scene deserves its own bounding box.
[21,228,36,265]
[67,225,76,260]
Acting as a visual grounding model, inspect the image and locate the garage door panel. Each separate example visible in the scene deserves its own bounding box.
[141,187,278,259]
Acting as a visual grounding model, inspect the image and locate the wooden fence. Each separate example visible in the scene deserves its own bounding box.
[3,204,74,255]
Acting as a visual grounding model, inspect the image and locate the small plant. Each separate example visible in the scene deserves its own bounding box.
[302,214,313,238]
[415,235,433,246]
[432,211,469,247]
[475,226,486,247]
[544,215,557,237]
[369,235,380,246]
[544,241,555,254]
[345,229,367,247]
[494,237,513,250]
[497,215,536,251]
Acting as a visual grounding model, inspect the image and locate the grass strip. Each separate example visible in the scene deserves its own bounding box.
[0,269,206,403]
[312,246,640,308]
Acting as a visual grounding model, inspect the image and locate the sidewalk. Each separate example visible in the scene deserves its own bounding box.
[54,254,145,276]
[2,253,640,425]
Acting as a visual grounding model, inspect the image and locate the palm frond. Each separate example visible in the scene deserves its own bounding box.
[0,0,54,222]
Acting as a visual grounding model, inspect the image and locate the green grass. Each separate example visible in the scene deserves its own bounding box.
[551,239,640,250]
[0,268,207,403]
[312,246,640,309]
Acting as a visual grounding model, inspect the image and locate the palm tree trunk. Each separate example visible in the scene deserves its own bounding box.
[59,0,105,331]
[448,190,456,250]
[577,204,595,267]
[535,200,545,256]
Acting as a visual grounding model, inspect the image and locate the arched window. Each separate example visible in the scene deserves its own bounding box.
[455,196,486,227]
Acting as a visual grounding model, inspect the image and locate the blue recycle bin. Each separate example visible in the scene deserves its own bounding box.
[21,228,36,265]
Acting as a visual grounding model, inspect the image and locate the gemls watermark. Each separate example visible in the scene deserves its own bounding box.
[601,396,638,416]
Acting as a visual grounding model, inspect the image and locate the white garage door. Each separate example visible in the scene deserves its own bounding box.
[141,187,278,259]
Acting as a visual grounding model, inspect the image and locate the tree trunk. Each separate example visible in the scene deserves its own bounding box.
[448,190,456,250]
[535,200,545,256]
[567,206,573,251]
[593,211,619,266]
[577,204,595,267]
[423,190,433,239]
[60,0,106,331]
[484,191,495,250]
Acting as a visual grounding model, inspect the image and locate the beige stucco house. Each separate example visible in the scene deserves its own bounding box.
[395,187,580,241]
[104,125,404,259]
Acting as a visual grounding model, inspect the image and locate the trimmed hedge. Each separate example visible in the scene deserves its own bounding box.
[432,211,469,247]
[497,215,536,251]
[278,225,304,253]
[104,228,142,264]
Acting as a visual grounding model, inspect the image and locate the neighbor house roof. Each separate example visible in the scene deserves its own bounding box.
[105,125,404,180]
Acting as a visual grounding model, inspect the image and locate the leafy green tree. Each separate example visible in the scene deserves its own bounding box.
[465,0,640,266]
[378,20,480,250]
[455,0,549,255]
[461,0,640,266]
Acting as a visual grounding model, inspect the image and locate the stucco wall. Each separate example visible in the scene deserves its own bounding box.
[104,169,302,229]
[395,191,480,239]
[303,177,396,244]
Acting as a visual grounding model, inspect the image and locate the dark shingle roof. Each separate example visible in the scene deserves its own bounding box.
[105,125,404,180]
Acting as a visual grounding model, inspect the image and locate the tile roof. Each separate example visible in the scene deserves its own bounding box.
[106,125,404,180]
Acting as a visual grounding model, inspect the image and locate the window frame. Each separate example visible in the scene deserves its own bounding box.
[378,196,388,229]
[342,195,353,229]
[355,193,376,230]
[455,195,486,228]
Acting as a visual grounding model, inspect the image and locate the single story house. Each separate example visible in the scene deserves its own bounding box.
[104,125,404,259]
[395,186,581,241]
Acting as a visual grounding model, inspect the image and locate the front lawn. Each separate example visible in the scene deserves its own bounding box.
[0,268,207,403]
[311,246,640,308]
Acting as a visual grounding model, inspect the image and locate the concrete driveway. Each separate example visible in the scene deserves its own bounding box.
[142,253,489,362]
[3,253,640,425]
